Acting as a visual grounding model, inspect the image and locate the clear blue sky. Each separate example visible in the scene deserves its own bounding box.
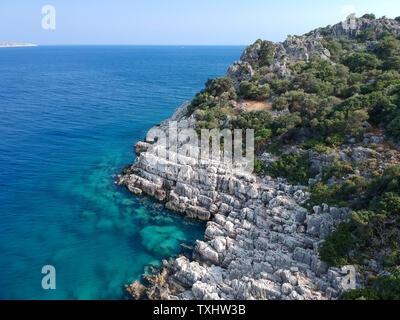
[1,0,400,45]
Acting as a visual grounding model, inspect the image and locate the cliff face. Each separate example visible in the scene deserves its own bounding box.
[119,101,352,300]
[120,16,400,300]
[309,16,400,39]
[228,16,400,87]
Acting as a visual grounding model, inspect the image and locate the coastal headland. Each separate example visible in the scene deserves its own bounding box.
[120,15,400,300]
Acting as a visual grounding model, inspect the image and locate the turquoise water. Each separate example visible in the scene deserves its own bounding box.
[0,46,244,299]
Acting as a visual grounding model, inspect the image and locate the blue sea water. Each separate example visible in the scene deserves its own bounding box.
[0,45,244,299]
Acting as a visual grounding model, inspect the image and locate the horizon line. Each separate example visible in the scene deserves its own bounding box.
[24,44,249,47]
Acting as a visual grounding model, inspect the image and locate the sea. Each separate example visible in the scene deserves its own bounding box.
[0,45,244,299]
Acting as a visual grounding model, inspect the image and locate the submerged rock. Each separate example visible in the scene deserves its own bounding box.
[120,100,356,300]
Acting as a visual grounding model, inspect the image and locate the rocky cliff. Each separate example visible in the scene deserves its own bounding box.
[120,15,400,300]
[119,106,353,300]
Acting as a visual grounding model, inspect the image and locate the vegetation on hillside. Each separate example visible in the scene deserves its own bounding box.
[185,16,400,299]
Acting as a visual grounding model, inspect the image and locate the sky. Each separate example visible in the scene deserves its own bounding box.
[1,0,400,45]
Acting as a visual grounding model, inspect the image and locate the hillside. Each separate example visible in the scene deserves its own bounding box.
[121,15,400,300]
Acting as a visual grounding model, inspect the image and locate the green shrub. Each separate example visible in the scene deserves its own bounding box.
[356,28,377,42]
[319,223,355,267]
[312,144,332,154]
[301,139,332,154]
[256,128,272,140]
[325,133,346,147]
[350,210,383,226]
[272,95,289,111]
[342,287,380,300]
[370,192,400,217]
[204,77,236,97]
[316,165,400,268]
[265,153,317,185]
[322,161,354,181]
[340,175,369,200]
[382,250,400,268]
[187,77,236,115]
[344,269,400,300]
[269,79,291,94]
[342,52,381,73]
[361,13,376,20]
[258,41,276,67]
[272,90,322,116]
[293,72,334,96]
[367,165,400,197]
[239,81,271,100]
[230,110,273,133]
[272,112,303,135]
[309,182,332,204]
[322,39,343,61]
[372,36,399,59]
[375,267,400,300]
[387,115,400,139]
[254,159,267,174]
[312,100,369,139]
[383,56,400,71]
[255,128,273,154]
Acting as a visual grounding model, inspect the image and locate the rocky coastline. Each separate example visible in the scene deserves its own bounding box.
[118,102,356,300]
[118,16,400,300]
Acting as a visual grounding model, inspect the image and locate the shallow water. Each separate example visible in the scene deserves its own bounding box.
[0,45,244,299]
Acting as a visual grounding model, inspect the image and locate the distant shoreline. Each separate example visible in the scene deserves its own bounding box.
[0,43,37,48]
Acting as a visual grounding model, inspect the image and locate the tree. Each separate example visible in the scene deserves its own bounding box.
[255,128,272,155]
[204,77,236,97]
[357,28,377,42]
[375,268,400,300]
[265,154,317,185]
[342,52,381,73]
[272,95,289,111]
[318,223,355,266]
[293,72,334,96]
[322,39,343,61]
[254,159,266,174]
[387,115,400,139]
[383,56,400,71]
[273,112,302,134]
[272,90,322,116]
[370,192,400,217]
[258,41,276,67]
[361,13,376,20]
[239,81,271,100]
[372,36,399,59]
[269,79,291,94]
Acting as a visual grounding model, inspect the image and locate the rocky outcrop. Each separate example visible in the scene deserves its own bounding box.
[309,16,400,40]
[229,16,400,82]
[231,32,332,82]
[227,61,255,90]
[117,17,400,300]
[119,99,360,300]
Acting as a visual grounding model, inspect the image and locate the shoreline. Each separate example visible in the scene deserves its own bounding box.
[117,16,400,300]
[118,101,353,300]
